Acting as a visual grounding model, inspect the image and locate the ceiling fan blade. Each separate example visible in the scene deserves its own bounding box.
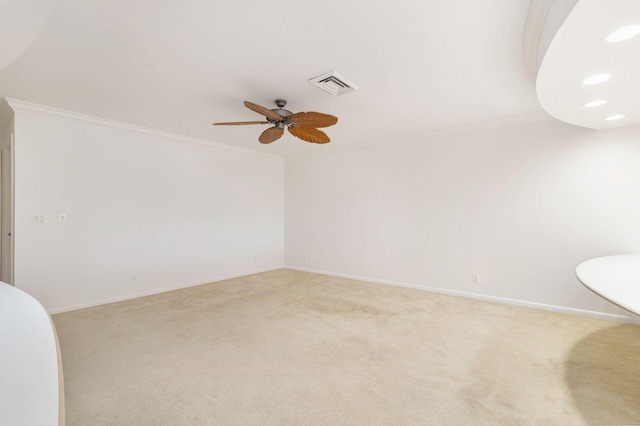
[288,126,330,144]
[213,121,269,125]
[259,126,284,144]
[244,101,283,121]
[288,111,338,128]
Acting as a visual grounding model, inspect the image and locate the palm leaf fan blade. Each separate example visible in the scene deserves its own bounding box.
[288,111,338,128]
[244,101,282,121]
[288,126,330,144]
[259,126,284,144]
[213,121,269,125]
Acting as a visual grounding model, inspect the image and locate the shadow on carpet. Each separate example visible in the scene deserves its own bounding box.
[565,324,640,424]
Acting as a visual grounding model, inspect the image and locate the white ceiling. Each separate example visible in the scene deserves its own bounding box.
[0,0,54,72]
[0,0,542,157]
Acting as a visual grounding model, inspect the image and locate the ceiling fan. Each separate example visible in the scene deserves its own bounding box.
[213,99,338,144]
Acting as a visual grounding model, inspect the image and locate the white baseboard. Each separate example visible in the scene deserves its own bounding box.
[50,264,640,325]
[285,265,640,325]
[48,266,284,315]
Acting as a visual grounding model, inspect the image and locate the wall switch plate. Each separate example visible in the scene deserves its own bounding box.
[59,213,67,224]
[32,214,46,224]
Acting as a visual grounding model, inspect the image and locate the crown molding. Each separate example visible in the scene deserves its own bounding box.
[0,98,15,133]
[424,110,553,135]
[287,110,553,159]
[4,98,554,161]
[3,98,282,160]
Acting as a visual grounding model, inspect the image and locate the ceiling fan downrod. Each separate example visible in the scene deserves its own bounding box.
[269,99,292,123]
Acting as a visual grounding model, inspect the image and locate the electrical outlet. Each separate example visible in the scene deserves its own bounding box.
[303,255,307,261]
[131,274,137,282]
[472,273,480,284]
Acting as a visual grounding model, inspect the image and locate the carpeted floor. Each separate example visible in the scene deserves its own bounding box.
[52,269,640,425]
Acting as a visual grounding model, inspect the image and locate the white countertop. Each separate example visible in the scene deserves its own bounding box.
[0,282,64,425]
[576,254,640,317]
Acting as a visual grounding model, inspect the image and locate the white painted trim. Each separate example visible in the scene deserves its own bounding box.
[0,98,14,133]
[3,98,281,160]
[284,265,640,325]
[47,266,284,315]
[431,110,553,135]
[4,98,553,161]
[522,0,554,79]
[286,110,553,159]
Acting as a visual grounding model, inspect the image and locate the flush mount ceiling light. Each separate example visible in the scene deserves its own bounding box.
[604,24,640,42]
[604,114,626,121]
[583,73,611,85]
[583,99,608,108]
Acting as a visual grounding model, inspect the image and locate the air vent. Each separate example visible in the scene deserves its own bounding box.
[309,71,358,96]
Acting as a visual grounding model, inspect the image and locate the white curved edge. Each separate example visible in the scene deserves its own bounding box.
[50,315,65,426]
[0,282,64,426]
[0,0,55,72]
[523,0,579,79]
[536,0,640,130]
[576,254,640,318]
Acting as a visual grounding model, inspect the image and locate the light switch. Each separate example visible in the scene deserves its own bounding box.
[32,214,46,224]
[59,213,67,224]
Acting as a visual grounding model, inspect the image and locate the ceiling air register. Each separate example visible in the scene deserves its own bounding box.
[308,71,358,96]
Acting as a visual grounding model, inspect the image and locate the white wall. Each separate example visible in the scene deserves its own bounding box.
[13,108,284,312]
[285,117,640,319]
[12,102,640,320]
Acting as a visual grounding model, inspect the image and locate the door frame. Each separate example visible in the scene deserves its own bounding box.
[0,101,15,285]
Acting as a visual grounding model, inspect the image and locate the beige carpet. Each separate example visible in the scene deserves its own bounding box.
[52,269,640,425]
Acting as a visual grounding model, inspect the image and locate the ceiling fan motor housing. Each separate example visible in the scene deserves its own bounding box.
[269,109,292,119]
[268,100,292,124]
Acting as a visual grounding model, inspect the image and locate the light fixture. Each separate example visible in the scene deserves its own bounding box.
[583,74,610,85]
[604,114,626,121]
[583,100,608,108]
[605,25,640,43]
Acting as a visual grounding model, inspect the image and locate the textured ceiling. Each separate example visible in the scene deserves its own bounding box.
[0,0,542,156]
